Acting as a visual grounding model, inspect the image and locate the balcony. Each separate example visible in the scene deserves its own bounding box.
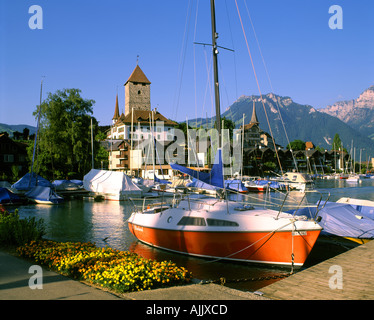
[115,152,128,160]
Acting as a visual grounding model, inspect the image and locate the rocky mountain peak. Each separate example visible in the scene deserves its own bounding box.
[357,85,374,106]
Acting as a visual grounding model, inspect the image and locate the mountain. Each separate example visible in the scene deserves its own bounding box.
[189,92,374,155]
[319,85,374,139]
[0,123,37,137]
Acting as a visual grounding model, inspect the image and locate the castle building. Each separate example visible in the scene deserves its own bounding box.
[107,65,177,177]
[124,65,151,115]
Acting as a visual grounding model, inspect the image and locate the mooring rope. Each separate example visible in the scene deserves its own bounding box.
[199,220,295,264]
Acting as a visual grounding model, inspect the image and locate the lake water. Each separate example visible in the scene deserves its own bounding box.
[15,178,374,292]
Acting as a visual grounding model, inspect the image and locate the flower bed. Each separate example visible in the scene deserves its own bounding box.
[17,240,192,293]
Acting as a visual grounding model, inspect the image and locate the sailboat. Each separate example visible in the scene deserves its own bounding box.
[128,0,322,267]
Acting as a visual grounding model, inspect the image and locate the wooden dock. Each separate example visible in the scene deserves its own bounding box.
[260,239,374,300]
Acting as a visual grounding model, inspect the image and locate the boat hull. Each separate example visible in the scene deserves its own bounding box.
[32,199,63,205]
[128,222,320,267]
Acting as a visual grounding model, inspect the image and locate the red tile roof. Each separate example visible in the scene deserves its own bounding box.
[125,65,151,85]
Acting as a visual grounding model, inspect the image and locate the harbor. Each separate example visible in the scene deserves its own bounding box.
[2,178,374,300]
[1,0,374,304]
[4,178,374,296]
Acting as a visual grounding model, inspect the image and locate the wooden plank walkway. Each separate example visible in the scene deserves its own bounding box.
[260,239,374,300]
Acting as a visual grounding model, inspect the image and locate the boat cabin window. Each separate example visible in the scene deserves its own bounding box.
[177,216,206,226]
[206,218,239,227]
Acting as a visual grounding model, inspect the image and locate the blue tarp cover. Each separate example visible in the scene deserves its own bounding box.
[255,180,284,189]
[292,202,374,239]
[186,178,217,190]
[0,187,22,204]
[348,204,374,220]
[154,176,172,185]
[224,179,247,192]
[12,173,52,191]
[171,149,224,189]
[25,186,63,203]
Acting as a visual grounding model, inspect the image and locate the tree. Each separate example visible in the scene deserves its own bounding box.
[22,128,30,140]
[13,131,22,140]
[221,117,235,138]
[332,133,342,151]
[31,88,98,180]
[287,140,305,151]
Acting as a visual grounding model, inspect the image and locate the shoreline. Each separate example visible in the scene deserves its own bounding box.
[0,245,268,300]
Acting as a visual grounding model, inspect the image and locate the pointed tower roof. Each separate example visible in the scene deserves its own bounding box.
[125,65,151,85]
[250,100,259,125]
[112,94,120,120]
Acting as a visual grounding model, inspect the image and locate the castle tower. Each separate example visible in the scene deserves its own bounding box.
[124,65,151,116]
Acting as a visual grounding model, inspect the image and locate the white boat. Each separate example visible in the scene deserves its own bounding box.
[272,172,314,192]
[243,180,268,192]
[346,175,361,183]
[337,197,374,207]
[132,177,152,193]
[25,186,64,205]
[83,169,143,200]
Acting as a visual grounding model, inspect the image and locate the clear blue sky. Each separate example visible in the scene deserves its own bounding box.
[1,0,373,127]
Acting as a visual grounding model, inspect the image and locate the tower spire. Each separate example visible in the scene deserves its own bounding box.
[112,93,120,123]
[250,99,259,125]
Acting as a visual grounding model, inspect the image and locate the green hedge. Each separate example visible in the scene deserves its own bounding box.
[0,209,45,246]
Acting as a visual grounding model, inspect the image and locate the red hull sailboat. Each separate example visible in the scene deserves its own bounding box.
[128,0,321,267]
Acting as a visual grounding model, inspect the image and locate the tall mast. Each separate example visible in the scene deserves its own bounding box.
[210,0,221,148]
[29,77,44,188]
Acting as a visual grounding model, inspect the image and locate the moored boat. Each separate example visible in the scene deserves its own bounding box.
[0,187,25,205]
[128,194,322,267]
[25,186,64,205]
[292,201,374,245]
[83,169,143,200]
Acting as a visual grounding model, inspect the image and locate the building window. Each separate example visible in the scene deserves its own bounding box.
[138,90,141,95]
[4,154,14,163]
